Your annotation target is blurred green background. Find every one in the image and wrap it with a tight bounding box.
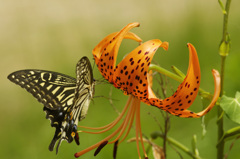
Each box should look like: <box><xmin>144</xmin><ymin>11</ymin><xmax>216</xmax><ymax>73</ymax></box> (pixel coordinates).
<box><xmin>1</xmin><ymin>0</ymin><xmax>240</xmax><ymax>158</ymax></box>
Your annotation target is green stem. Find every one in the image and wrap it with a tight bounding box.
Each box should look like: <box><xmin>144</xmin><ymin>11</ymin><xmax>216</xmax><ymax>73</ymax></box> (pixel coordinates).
<box><xmin>217</xmin><ymin>0</ymin><xmax>231</xmax><ymax>159</ymax></box>
<box><xmin>217</xmin><ymin>56</ymin><xmax>226</xmax><ymax>159</ymax></box>
<box><xmin>151</xmin><ymin>131</ymin><xmax>201</xmax><ymax>159</ymax></box>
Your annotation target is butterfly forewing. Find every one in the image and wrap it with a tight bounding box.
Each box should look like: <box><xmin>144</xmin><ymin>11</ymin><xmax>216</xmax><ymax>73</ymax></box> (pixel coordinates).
<box><xmin>8</xmin><ymin>70</ymin><xmax>76</xmax><ymax>110</ymax></box>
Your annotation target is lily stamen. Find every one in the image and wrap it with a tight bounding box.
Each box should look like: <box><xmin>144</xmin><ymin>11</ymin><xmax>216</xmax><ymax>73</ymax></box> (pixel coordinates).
<box><xmin>78</xmin><ymin>95</ymin><xmax>132</xmax><ymax>133</ymax></box>
<box><xmin>94</xmin><ymin>140</ymin><xmax>108</xmax><ymax>156</ymax></box>
<box><xmin>75</xmin><ymin>95</ymin><xmax>147</xmax><ymax>159</ymax></box>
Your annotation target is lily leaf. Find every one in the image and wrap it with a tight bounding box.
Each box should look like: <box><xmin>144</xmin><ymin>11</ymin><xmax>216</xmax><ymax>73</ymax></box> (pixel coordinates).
<box><xmin>220</xmin><ymin>92</ymin><xmax>240</xmax><ymax>124</ymax></box>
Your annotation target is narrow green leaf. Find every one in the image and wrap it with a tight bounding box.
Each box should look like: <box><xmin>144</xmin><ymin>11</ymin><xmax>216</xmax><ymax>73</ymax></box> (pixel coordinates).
<box><xmin>217</xmin><ymin>126</ymin><xmax>240</xmax><ymax>145</ymax></box>
<box><xmin>224</xmin><ymin>126</ymin><xmax>240</xmax><ymax>142</ymax></box>
<box><xmin>171</xmin><ymin>65</ymin><xmax>186</xmax><ymax>79</ymax></box>
<box><xmin>218</xmin><ymin>0</ymin><xmax>227</xmax><ymax>14</ymax></box>
<box><xmin>220</xmin><ymin>92</ymin><xmax>240</xmax><ymax>124</ymax></box>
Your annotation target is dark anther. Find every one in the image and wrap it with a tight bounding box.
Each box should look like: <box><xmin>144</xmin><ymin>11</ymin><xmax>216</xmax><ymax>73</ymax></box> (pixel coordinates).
<box><xmin>113</xmin><ymin>140</ymin><xmax>119</xmax><ymax>159</ymax></box>
<box><xmin>94</xmin><ymin>140</ymin><xmax>108</xmax><ymax>156</ymax></box>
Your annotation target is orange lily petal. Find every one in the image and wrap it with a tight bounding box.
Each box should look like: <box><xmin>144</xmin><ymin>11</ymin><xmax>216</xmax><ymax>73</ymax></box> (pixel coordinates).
<box><xmin>147</xmin><ymin>70</ymin><xmax>157</xmax><ymax>99</ymax></box>
<box><xmin>196</xmin><ymin>69</ymin><xmax>220</xmax><ymax>116</ymax></box>
<box><xmin>161</xmin><ymin>69</ymin><xmax>220</xmax><ymax>118</ymax></box>
<box><xmin>113</xmin><ymin>39</ymin><xmax>168</xmax><ymax>104</ymax></box>
<box><xmin>148</xmin><ymin>44</ymin><xmax>220</xmax><ymax>118</ymax></box>
<box><xmin>148</xmin><ymin>43</ymin><xmax>200</xmax><ymax>115</ymax></box>
<box><xmin>93</xmin><ymin>22</ymin><xmax>142</xmax><ymax>83</ymax></box>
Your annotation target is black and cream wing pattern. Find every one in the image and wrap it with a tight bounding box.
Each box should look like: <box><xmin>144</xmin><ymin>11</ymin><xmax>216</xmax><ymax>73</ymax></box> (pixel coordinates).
<box><xmin>7</xmin><ymin>56</ymin><xmax>95</xmax><ymax>153</ymax></box>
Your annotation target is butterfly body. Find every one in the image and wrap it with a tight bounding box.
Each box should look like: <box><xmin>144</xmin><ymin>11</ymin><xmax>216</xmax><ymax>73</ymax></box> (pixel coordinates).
<box><xmin>8</xmin><ymin>56</ymin><xmax>94</xmax><ymax>153</ymax></box>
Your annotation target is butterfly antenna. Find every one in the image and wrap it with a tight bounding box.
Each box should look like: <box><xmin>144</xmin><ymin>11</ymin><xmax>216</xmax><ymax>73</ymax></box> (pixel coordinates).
<box><xmin>94</xmin><ymin>78</ymin><xmax>110</xmax><ymax>85</ymax></box>
<box><xmin>91</xmin><ymin>57</ymin><xmax>96</xmax><ymax>71</ymax></box>
<box><xmin>93</xmin><ymin>95</ymin><xmax>118</xmax><ymax>101</ymax></box>
<box><xmin>109</xmin><ymin>86</ymin><xmax>120</xmax><ymax>115</ymax></box>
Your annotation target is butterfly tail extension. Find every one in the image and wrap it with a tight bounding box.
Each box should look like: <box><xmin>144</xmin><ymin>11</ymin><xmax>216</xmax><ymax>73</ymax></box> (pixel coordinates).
<box><xmin>49</xmin><ymin>136</ymin><xmax>60</xmax><ymax>152</ymax></box>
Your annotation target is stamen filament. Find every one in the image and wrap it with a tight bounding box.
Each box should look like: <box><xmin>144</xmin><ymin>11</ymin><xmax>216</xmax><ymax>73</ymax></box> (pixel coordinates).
<box><xmin>75</xmin><ymin>96</ymin><xmax>147</xmax><ymax>158</ymax></box>
<box><xmin>135</xmin><ymin>97</ymin><xmax>148</xmax><ymax>158</ymax></box>
<box><xmin>75</xmin><ymin>121</ymin><xmax>125</xmax><ymax>157</ymax></box>
<box><xmin>135</xmin><ymin>98</ymin><xmax>141</xmax><ymax>159</ymax></box>
<box><xmin>78</xmin><ymin>96</ymin><xmax>133</xmax><ymax>134</ymax></box>
<box><xmin>118</xmin><ymin>96</ymin><xmax>136</xmax><ymax>144</ymax></box>
<box><xmin>75</xmin><ymin>96</ymin><xmax>134</xmax><ymax>158</ymax></box>
<box><xmin>108</xmin><ymin>97</ymin><xmax>136</xmax><ymax>144</ymax></box>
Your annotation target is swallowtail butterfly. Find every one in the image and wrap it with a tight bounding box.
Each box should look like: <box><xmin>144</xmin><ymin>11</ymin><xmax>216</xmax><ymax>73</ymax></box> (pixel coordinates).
<box><xmin>8</xmin><ymin>56</ymin><xmax>95</xmax><ymax>153</ymax></box>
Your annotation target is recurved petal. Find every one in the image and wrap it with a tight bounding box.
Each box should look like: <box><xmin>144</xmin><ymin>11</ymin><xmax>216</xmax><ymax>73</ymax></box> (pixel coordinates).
<box><xmin>149</xmin><ymin>43</ymin><xmax>202</xmax><ymax>117</ymax></box>
<box><xmin>93</xmin><ymin>32</ymin><xmax>118</xmax><ymax>64</ymax></box>
<box><xmin>113</xmin><ymin>39</ymin><xmax>168</xmax><ymax>103</ymax></box>
<box><xmin>196</xmin><ymin>69</ymin><xmax>221</xmax><ymax>116</ymax></box>
<box><xmin>92</xmin><ymin>22</ymin><xmax>142</xmax><ymax>83</ymax></box>
<box><xmin>166</xmin><ymin>69</ymin><xmax>220</xmax><ymax>118</ymax></box>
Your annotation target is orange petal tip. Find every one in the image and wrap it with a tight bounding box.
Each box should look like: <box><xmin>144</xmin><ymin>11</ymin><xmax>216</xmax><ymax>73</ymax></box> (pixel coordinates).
<box><xmin>126</xmin><ymin>22</ymin><xmax>140</xmax><ymax>28</ymax></box>
<box><xmin>212</xmin><ymin>69</ymin><xmax>220</xmax><ymax>77</ymax></box>
<box><xmin>161</xmin><ymin>41</ymin><xmax>169</xmax><ymax>51</ymax></box>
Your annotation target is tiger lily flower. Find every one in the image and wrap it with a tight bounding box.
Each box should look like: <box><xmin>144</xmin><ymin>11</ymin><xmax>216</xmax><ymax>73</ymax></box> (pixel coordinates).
<box><xmin>75</xmin><ymin>22</ymin><xmax>221</xmax><ymax>158</ymax></box>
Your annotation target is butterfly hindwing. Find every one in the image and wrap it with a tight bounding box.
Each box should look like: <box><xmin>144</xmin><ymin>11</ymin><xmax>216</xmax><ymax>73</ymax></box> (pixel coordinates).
<box><xmin>72</xmin><ymin>56</ymin><xmax>95</xmax><ymax>122</ymax></box>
